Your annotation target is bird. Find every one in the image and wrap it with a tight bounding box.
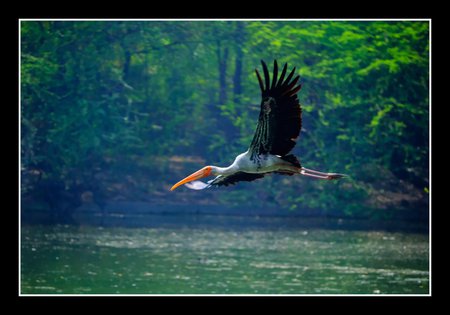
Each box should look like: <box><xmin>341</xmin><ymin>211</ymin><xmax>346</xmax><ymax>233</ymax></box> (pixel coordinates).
<box><xmin>170</xmin><ymin>59</ymin><xmax>346</xmax><ymax>191</ymax></box>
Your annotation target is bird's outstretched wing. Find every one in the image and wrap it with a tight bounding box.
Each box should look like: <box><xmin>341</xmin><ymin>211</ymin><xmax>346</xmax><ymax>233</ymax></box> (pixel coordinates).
<box><xmin>249</xmin><ymin>60</ymin><xmax>302</xmax><ymax>159</ymax></box>
<box><xmin>184</xmin><ymin>172</ymin><xmax>266</xmax><ymax>190</ymax></box>
<box><xmin>209</xmin><ymin>172</ymin><xmax>266</xmax><ymax>187</ymax></box>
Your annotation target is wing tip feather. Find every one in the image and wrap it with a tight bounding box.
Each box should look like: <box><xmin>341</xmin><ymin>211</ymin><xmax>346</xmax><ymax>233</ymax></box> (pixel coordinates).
<box><xmin>261</xmin><ymin>60</ymin><xmax>270</xmax><ymax>91</ymax></box>
<box><xmin>255</xmin><ymin>69</ymin><xmax>264</xmax><ymax>92</ymax></box>
<box><xmin>271</xmin><ymin>60</ymin><xmax>278</xmax><ymax>89</ymax></box>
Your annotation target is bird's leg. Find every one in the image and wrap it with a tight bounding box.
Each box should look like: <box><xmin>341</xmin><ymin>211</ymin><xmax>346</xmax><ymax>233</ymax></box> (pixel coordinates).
<box><xmin>301</xmin><ymin>167</ymin><xmax>334</xmax><ymax>176</ymax></box>
<box><xmin>300</xmin><ymin>167</ymin><xmax>346</xmax><ymax>180</ymax></box>
<box><xmin>300</xmin><ymin>169</ymin><xmax>330</xmax><ymax>179</ymax></box>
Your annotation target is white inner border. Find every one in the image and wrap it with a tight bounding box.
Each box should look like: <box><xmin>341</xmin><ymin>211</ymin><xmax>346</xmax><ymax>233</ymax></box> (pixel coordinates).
<box><xmin>18</xmin><ymin>18</ymin><xmax>432</xmax><ymax>297</ymax></box>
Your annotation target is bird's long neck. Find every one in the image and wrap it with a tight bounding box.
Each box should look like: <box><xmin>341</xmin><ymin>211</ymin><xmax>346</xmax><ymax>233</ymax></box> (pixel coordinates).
<box><xmin>211</xmin><ymin>151</ymin><xmax>250</xmax><ymax>176</ymax></box>
<box><xmin>211</xmin><ymin>165</ymin><xmax>236</xmax><ymax>176</ymax></box>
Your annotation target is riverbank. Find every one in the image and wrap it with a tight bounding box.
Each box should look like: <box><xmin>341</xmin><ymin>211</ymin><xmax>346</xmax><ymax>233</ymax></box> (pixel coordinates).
<box><xmin>21</xmin><ymin>201</ymin><xmax>429</xmax><ymax>233</ymax></box>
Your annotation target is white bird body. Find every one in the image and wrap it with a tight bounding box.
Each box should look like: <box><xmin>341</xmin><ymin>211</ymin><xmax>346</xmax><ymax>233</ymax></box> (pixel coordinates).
<box><xmin>218</xmin><ymin>151</ymin><xmax>298</xmax><ymax>174</ymax></box>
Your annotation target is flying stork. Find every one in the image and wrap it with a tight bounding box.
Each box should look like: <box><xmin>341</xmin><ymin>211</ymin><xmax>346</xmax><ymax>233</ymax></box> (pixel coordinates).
<box><xmin>170</xmin><ymin>60</ymin><xmax>346</xmax><ymax>191</ymax></box>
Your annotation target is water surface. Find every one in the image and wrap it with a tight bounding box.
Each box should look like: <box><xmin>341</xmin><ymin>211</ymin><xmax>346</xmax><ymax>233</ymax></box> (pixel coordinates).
<box><xmin>21</xmin><ymin>224</ymin><xmax>429</xmax><ymax>294</ymax></box>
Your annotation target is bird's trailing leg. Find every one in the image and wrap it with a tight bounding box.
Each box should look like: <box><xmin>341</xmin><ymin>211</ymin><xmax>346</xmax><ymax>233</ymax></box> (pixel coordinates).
<box><xmin>300</xmin><ymin>167</ymin><xmax>346</xmax><ymax>180</ymax></box>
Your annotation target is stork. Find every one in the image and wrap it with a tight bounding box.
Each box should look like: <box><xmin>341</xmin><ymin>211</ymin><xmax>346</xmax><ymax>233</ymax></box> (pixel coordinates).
<box><xmin>171</xmin><ymin>60</ymin><xmax>346</xmax><ymax>191</ymax></box>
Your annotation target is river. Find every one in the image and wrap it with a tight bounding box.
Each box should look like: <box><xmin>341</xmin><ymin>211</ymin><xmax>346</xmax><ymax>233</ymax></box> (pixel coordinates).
<box><xmin>20</xmin><ymin>221</ymin><xmax>429</xmax><ymax>295</ymax></box>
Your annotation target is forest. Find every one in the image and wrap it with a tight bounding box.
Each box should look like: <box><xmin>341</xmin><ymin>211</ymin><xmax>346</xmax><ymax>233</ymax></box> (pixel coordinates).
<box><xmin>20</xmin><ymin>20</ymin><xmax>430</xmax><ymax>223</ymax></box>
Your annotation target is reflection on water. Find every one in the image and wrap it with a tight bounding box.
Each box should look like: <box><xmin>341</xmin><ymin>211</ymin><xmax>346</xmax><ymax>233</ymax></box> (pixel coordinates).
<box><xmin>21</xmin><ymin>224</ymin><xmax>429</xmax><ymax>294</ymax></box>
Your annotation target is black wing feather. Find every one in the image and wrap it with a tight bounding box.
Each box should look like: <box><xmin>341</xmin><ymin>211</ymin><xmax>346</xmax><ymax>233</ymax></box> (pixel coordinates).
<box><xmin>249</xmin><ymin>59</ymin><xmax>302</xmax><ymax>157</ymax></box>
<box><xmin>271</xmin><ymin>60</ymin><xmax>278</xmax><ymax>89</ymax></box>
<box><xmin>276</xmin><ymin>63</ymin><xmax>288</xmax><ymax>88</ymax></box>
<box><xmin>261</xmin><ymin>60</ymin><xmax>271</xmax><ymax>91</ymax></box>
<box><xmin>285</xmin><ymin>84</ymin><xmax>302</xmax><ymax>97</ymax></box>
<box><xmin>282</xmin><ymin>75</ymin><xmax>300</xmax><ymax>95</ymax></box>
<box><xmin>255</xmin><ymin>69</ymin><xmax>264</xmax><ymax>92</ymax></box>
<box><xmin>210</xmin><ymin>172</ymin><xmax>266</xmax><ymax>187</ymax></box>
<box><xmin>282</xmin><ymin>67</ymin><xmax>296</xmax><ymax>87</ymax></box>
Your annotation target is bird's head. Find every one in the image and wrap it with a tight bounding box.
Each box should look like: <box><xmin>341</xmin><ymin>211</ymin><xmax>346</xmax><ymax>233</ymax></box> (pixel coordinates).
<box><xmin>170</xmin><ymin>166</ymin><xmax>215</xmax><ymax>191</ymax></box>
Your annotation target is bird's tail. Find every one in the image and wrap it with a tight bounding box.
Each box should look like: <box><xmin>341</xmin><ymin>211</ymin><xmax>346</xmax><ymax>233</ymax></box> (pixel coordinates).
<box><xmin>280</xmin><ymin>154</ymin><xmax>301</xmax><ymax>168</ymax></box>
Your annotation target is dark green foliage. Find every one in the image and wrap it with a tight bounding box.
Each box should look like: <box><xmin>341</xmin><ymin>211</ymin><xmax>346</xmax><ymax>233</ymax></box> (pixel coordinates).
<box><xmin>21</xmin><ymin>20</ymin><xmax>429</xmax><ymax>219</ymax></box>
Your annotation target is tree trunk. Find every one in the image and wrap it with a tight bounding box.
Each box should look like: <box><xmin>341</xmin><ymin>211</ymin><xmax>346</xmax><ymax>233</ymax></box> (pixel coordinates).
<box><xmin>123</xmin><ymin>50</ymin><xmax>131</xmax><ymax>82</ymax></box>
<box><xmin>217</xmin><ymin>41</ymin><xmax>229</xmax><ymax>104</ymax></box>
<box><xmin>233</xmin><ymin>22</ymin><xmax>245</xmax><ymax>104</ymax></box>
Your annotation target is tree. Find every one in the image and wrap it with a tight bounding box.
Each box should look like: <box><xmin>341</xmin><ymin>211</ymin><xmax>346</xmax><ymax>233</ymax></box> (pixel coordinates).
<box><xmin>21</xmin><ymin>20</ymin><xmax>430</xmax><ymax>221</ymax></box>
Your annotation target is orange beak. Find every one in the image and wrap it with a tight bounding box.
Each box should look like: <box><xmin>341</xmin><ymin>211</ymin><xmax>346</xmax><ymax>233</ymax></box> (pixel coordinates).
<box><xmin>170</xmin><ymin>166</ymin><xmax>212</xmax><ymax>191</ymax></box>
